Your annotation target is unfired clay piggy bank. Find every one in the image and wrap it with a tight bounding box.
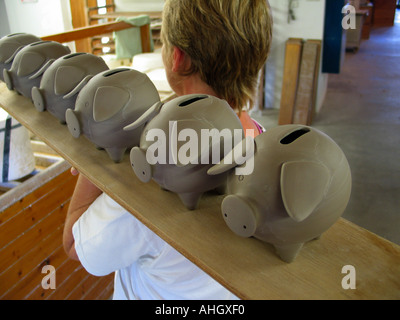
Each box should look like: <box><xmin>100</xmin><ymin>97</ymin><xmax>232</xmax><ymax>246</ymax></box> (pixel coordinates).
<box><xmin>0</xmin><ymin>33</ymin><xmax>41</xmax><ymax>82</ymax></box>
<box><xmin>208</xmin><ymin>125</ymin><xmax>352</xmax><ymax>262</ymax></box>
<box><xmin>125</xmin><ymin>94</ymin><xmax>245</xmax><ymax>210</ymax></box>
<box><xmin>32</xmin><ymin>52</ymin><xmax>109</xmax><ymax>123</ymax></box>
<box><xmin>66</xmin><ymin>68</ymin><xmax>160</xmax><ymax>163</ymax></box>
<box><xmin>3</xmin><ymin>40</ymin><xmax>71</xmax><ymax>99</ymax></box>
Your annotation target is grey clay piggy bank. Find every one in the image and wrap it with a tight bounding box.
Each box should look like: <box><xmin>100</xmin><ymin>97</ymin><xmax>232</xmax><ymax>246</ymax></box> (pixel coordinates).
<box><xmin>66</xmin><ymin>68</ymin><xmax>160</xmax><ymax>163</ymax></box>
<box><xmin>0</xmin><ymin>33</ymin><xmax>41</xmax><ymax>82</ymax></box>
<box><xmin>32</xmin><ymin>52</ymin><xmax>109</xmax><ymax>123</ymax></box>
<box><xmin>125</xmin><ymin>94</ymin><xmax>245</xmax><ymax>210</ymax></box>
<box><xmin>208</xmin><ymin>125</ymin><xmax>352</xmax><ymax>263</ymax></box>
<box><xmin>3</xmin><ymin>40</ymin><xmax>71</xmax><ymax>99</ymax></box>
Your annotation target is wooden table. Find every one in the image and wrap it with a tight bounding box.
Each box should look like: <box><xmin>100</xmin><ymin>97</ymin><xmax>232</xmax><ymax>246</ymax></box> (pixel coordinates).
<box><xmin>1</xmin><ymin>82</ymin><xmax>399</xmax><ymax>299</ymax></box>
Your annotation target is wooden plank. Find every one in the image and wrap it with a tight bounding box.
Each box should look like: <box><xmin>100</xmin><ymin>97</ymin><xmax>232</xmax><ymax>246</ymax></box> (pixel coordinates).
<box><xmin>64</xmin><ymin>273</ymin><xmax>95</xmax><ymax>300</ymax></box>
<box><xmin>69</xmin><ymin>0</ymin><xmax>91</xmax><ymax>53</ymax></box>
<box><xmin>0</xmin><ymin>157</ymin><xmax>112</xmax><ymax>300</ymax></box>
<box><xmin>44</xmin><ymin>260</ymin><xmax>86</xmax><ymax>300</ymax></box>
<box><xmin>47</xmin><ymin>265</ymin><xmax>90</xmax><ymax>300</ymax></box>
<box><xmin>279</xmin><ymin>38</ymin><xmax>303</xmax><ymax>125</ymax></box>
<box><xmin>22</xmin><ymin>245</ymin><xmax>69</xmax><ymax>300</ymax></box>
<box><xmin>42</xmin><ymin>21</ymin><xmax>134</xmax><ymax>43</ymax></box>
<box><xmin>42</xmin><ymin>21</ymin><xmax>152</xmax><ymax>54</ymax></box>
<box><xmin>305</xmin><ymin>39</ymin><xmax>322</xmax><ymax>125</ymax></box>
<box><xmin>0</xmin><ymin>174</ymin><xmax>76</xmax><ymax>248</ymax></box>
<box><xmin>0</xmin><ymin>197</ymin><xmax>69</xmax><ymax>272</ymax></box>
<box><xmin>1</xmin><ymin>83</ymin><xmax>399</xmax><ymax>299</ymax></box>
<box><xmin>139</xmin><ymin>23</ymin><xmax>152</xmax><ymax>54</ymax></box>
<box><xmin>66</xmin><ymin>271</ymin><xmax>114</xmax><ymax>300</ymax></box>
<box><xmin>0</xmin><ymin>224</ymin><xmax>64</xmax><ymax>296</ymax></box>
<box><xmin>45</xmin><ymin>259</ymin><xmax>82</xmax><ymax>298</ymax></box>
<box><xmin>0</xmin><ymin>161</ymin><xmax>71</xmax><ymax>219</ymax></box>
<box><xmin>293</xmin><ymin>39</ymin><xmax>321</xmax><ymax>125</ymax></box>
<box><xmin>83</xmin><ymin>274</ymin><xmax>114</xmax><ymax>300</ymax></box>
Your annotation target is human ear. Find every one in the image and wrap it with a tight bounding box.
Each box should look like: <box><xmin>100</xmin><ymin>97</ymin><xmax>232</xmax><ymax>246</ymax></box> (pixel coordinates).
<box><xmin>172</xmin><ymin>46</ymin><xmax>190</xmax><ymax>73</ymax></box>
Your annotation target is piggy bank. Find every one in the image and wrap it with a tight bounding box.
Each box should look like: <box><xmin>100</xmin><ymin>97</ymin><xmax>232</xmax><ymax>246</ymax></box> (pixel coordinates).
<box><xmin>65</xmin><ymin>68</ymin><xmax>160</xmax><ymax>163</ymax></box>
<box><xmin>32</xmin><ymin>52</ymin><xmax>109</xmax><ymax>123</ymax></box>
<box><xmin>125</xmin><ymin>94</ymin><xmax>245</xmax><ymax>210</ymax></box>
<box><xmin>3</xmin><ymin>40</ymin><xmax>71</xmax><ymax>99</ymax></box>
<box><xmin>208</xmin><ymin>125</ymin><xmax>352</xmax><ymax>262</ymax></box>
<box><xmin>0</xmin><ymin>33</ymin><xmax>41</xmax><ymax>82</ymax></box>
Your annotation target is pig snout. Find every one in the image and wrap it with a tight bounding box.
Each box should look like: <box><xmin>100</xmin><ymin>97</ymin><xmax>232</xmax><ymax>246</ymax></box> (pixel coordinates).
<box><xmin>66</xmin><ymin>109</ymin><xmax>81</xmax><ymax>138</ymax></box>
<box><xmin>221</xmin><ymin>195</ymin><xmax>258</xmax><ymax>238</ymax></box>
<box><xmin>130</xmin><ymin>147</ymin><xmax>152</xmax><ymax>183</ymax></box>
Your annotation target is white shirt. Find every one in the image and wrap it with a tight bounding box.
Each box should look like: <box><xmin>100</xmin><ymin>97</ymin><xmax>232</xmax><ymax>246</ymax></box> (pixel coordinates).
<box><xmin>73</xmin><ymin>193</ymin><xmax>239</xmax><ymax>300</ymax></box>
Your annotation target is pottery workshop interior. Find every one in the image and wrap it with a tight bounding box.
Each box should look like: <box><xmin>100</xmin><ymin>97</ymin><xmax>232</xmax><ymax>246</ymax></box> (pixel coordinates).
<box><xmin>0</xmin><ymin>0</ymin><xmax>399</xmax><ymax>302</ymax></box>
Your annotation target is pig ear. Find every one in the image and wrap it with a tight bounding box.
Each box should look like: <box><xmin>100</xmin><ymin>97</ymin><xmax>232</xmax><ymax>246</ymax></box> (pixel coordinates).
<box><xmin>123</xmin><ymin>101</ymin><xmax>163</xmax><ymax>131</ymax></box>
<box><xmin>29</xmin><ymin>59</ymin><xmax>55</xmax><ymax>79</ymax></box>
<box><xmin>54</xmin><ymin>66</ymin><xmax>85</xmax><ymax>96</ymax></box>
<box><xmin>93</xmin><ymin>86</ymin><xmax>130</xmax><ymax>122</ymax></box>
<box><xmin>280</xmin><ymin>161</ymin><xmax>330</xmax><ymax>222</ymax></box>
<box><xmin>17</xmin><ymin>52</ymin><xmax>45</xmax><ymax>77</ymax></box>
<box><xmin>63</xmin><ymin>75</ymin><xmax>93</xmax><ymax>100</ymax></box>
<box><xmin>1</xmin><ymin>44</ymin><xmax>22</xmax><ymax>63</ymax></box>
<box><xmin>207</xmin><ymin>136</ymin><xmax>255</xmax><ymax>175</ymax></box>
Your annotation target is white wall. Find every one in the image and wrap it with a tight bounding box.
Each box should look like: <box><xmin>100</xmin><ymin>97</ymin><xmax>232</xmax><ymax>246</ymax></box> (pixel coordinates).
<box><xmin>3</xmin><ymin>0</ymin><xmax>72</xmax><ymax>38</ymax></box>
<box><xmin>0</xmin><ymin>1</ymin><xmax>11</xmax><ymax>37</ymax></box>
<box><xmin>114</xmin><ymin>0</ymin><xmax>164</xmax><ymax>12</ymax></box>
<box><xmin>264</xmin><ymin>0</ymin><xmax>329</xmax><ymax>113</ymax></box>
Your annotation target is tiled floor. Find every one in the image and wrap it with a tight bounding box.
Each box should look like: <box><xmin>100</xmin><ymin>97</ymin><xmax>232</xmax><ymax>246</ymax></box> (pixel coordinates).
<box><xmin>252</xmin><ymin>9</ymin><xmax>400</xmax><ymax>245</ymax></box>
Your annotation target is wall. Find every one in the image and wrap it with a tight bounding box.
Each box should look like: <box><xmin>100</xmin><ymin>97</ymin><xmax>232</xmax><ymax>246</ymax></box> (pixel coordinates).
<box><xmin>264</xmin><ymin>0</ymin><xmax>329</xmax><ymax>113</ymax></box>
<box><xmin>0</xmin><ymin>1</ymin><xmax>11</xmax><ymax>37</ymax></box>
<box><xmin>2</xmin><ymin>0</ymin><xmax>72</xmax><ymax>38</ymax></box>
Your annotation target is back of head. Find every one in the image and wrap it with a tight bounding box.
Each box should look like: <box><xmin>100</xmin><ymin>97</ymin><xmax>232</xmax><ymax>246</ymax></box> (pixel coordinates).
<box><xmin>162</xmin><ymin>0</ymin><xmax>273</xmax><ymax>111</ymax></box>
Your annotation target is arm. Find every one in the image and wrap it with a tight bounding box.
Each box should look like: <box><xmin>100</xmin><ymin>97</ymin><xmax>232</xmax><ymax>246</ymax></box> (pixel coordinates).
<box><xmin>63</xmin><ymin>171</ymin><xmax>103</xmax><ymax>260</ymax></box>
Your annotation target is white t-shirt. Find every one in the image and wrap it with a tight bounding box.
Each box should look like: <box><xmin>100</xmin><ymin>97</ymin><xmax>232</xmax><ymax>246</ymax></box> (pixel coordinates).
<box><xmin>73</xmin><ymin>193</ymin><xmax>239</xmax><ymax>300</ymax></box>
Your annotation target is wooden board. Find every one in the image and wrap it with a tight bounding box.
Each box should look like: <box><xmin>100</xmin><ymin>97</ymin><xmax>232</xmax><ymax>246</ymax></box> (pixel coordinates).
<box><xmin>279</xmin><ymin>38</ymin><xmax>303</xmax><ymax>125</ymax></box>
<box><xmin>42</xmin><ymin>21</ymin><xmax>152</xmax><ymax>54</ymax></box>
<box><xmin>293</xmin><ymin>40</ymin><xmax>321</xmax><ymax>125</ymax></box>
<box><xmin>1</xmin><ymin>83</ymin><xmax>400</xmax><ymax>299</ymax></box>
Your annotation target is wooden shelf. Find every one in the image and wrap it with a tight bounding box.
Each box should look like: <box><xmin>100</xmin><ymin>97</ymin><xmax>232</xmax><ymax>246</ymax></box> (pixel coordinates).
<box><xmin>1</xmin><ymin>82</ymin><xmax>399</xmax><ymax>299</ymax></box>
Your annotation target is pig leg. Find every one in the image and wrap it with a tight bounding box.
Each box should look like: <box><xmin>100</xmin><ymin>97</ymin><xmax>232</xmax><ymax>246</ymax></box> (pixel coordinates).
<box><xmin>274</xmin><ymin>243</ymin><xmax>303</xmax><ymax>263</ymax></box>
<box><xmin>105</xmin><ymin>147</ymin><xmax>127</xmax><ymax>163</ymax></box>
<box><xmin>178</xmin><ymin>192</ymin><xmax>202</xmax><ymax>210</ymax></box>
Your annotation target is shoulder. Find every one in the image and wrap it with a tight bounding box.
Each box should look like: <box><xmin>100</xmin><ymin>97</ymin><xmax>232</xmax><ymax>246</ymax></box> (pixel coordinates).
<box><xmin>238</xmin><ymin>111</ymin><xmax>264</xmax><ymax>137</ymax></box>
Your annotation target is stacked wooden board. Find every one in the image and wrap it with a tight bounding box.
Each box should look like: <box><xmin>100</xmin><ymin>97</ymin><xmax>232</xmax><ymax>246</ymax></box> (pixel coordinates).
<box><xmin>279</xmin><ymin>38</ymin><xmax>321</xmax><ymax>126</ymax></box>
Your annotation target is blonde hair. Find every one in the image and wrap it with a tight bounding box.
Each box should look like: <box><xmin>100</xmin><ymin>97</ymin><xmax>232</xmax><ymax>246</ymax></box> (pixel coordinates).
<box><xmin>161</xmin><ymin>0</ymin><xmax>273</xmax><ymax>111</ymax></box>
